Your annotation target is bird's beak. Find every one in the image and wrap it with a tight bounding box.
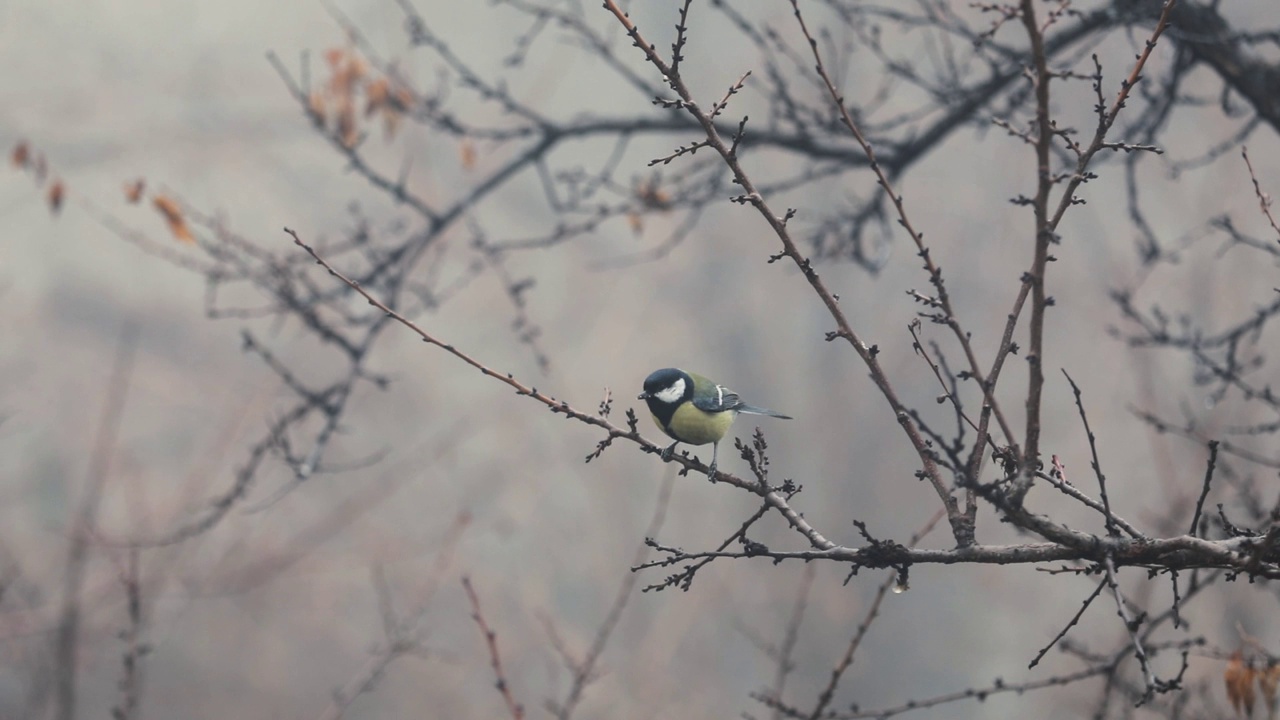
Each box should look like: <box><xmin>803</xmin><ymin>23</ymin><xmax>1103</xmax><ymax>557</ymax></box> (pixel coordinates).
<box><xmin>637</xmin><ymin>391</ymin><xmax>649</xmax><ymax>400</ymax></box>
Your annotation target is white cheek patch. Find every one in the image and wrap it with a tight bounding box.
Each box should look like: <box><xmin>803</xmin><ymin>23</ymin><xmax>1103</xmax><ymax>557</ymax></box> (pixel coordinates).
<box><xmin>655</xmin><ymin>378</ymin><xmax>686</xmax><ymax>404</ymax></box>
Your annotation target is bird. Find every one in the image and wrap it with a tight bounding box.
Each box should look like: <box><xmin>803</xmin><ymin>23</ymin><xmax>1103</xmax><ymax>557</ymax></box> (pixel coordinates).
<box><xmin>637</xmin><ymin>367</ymin><xmax>791</xmax><ymax>478</ymax></box>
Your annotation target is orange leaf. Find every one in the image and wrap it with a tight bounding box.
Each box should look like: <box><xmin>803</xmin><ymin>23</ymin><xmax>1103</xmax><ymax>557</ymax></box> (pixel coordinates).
<box><xmin>327</xmin><ymin>52</ymin><xmax>366</xmax><ymax>100</ymax></box>
<box><xmin>11</xmin><ymin>141</ymin><xmax>29</xmax><ymax>168</ymax></box>
<box><xmin>364</xmin><ymin>76</ymin><xmax>389</xmax><ymax>117</ymax></box>
<box><xmin>1226</xmin><ymin>651</ymin><xmax>1257</xmax><ymax>716</ymax></box>
<box><xmin>153</xmin><ymin>194</ymin><xmax>194</xmax><ymax>244</ymax></box>
<box><xmin>123</xmin><ymin>179</ymin><xmax>145</xmax><ymax>204</ymax></box>
<box><xmin>47</xmin><ymin>180</ymin><xmax>65</xmax><ymax>215</ymax></box>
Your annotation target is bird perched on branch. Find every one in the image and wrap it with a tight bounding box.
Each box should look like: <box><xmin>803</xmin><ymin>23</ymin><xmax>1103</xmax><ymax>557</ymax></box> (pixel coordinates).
<box><xmin>638</xmin><ymin>367</ymin><xmax>791</xmax><ymax>478</ymax></box>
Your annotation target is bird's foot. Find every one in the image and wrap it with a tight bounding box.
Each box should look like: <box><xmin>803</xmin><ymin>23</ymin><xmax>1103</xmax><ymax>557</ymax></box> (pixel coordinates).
<box><xmin>661</xmin><ymin>442</ymin><xmax>677</xmax><ymax>462</ymax></box>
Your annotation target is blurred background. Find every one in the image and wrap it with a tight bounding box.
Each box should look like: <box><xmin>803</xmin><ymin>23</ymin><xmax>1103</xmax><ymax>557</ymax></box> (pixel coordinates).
<box><xmin>2</xmin><ymin>1</ymin><xmax>1279</xmax><ymax>718</ymax></box>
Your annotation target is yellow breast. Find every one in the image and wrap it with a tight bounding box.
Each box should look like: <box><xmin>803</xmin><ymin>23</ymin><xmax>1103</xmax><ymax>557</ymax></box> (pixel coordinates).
<box><xmin>659</xmin><ymin>403</ymin><xmax>736</xmax><ymax>446</ymax></box>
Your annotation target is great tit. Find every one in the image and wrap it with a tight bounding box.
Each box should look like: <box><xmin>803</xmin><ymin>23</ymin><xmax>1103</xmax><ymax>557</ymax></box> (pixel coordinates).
<box><xmin>638</xmin><ymin>367</ymin><xmax>791</xmax><ymax>478</ymax></box>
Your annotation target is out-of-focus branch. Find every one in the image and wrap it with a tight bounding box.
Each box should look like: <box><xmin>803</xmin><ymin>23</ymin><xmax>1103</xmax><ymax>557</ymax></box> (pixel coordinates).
<box><xmin>314</xmin><ymin>511</ymin><xmax>469</xmax><ymax>720</ymax></box>
<box><xmin>1166</xmin><ymin>0</ymin><xmax>1280</xmax><ymax>134</ymax></box>
<box><xmin>463</xmin><ymin>576</ymin><xmax>525</xmax><ymax>720</ymax></box>
<box><xmin>55</xmin><ymin>324</ymin><xmax>138</xmax><ymax>720</ymax></box>
<box><xmin>798</xmin><ymin>509</ymin><xmax>946</xmax><ymax>720</ymax></box>
<box><xmin>110</xmin><ymin>549</ymin><xmax>145</xmax><ymax>720</ymax></box>
<box><xmin>548</xmin><ymin>473</ymin><xmax>675</xmax><ymax>720</ymax></box>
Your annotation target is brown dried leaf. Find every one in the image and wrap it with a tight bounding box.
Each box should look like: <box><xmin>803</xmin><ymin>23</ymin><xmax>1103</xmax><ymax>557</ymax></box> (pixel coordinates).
<box><xmin>364</xmin><ymin>76</ymin><xmax>389</xmax><ymax>117</ymax></box>
<box><xmin>380</xmin><ymin>109</ymin><xmax>402</xmax><ymax>141</ymax></box>
<box><xmin>153</xmin><ymin>194</ymin><xmax>194</xmax><ymax>244</ymax></box>
<box><xmin>307</xmin><ymin>91</ymin><xmax>326</xmax><ymax>123</ymax></box>
<box><xmin>635</xmin><ymin>179</ymin><xmax>672</xmax><ymax>211</ymax></box>
<box><xmin>381</xmin><ymin>83</ymin><xmax>414</xmax><ymax>141</ymax></box>
<box><xmin>47</xmin><ymin>180</ymin><xmax>65</xmax><ymax>215</ymax></box>
<box><xmin>460</xmin><ymin>138</ymin><xmax>476</xmax><ymax>171</ymax></box>
<box><xmin>123</xmin><ymin>179</ymin><xmax>145</xmax><ymax>204</ymax></box>
<box><xmin>346</xmin><ymin>55</ymin><xmax>367</xmax><ymax>84</ymax></box>
<box><xmin>11</xmin><ymin>141</ymin><xmax>29</xmax><ymax>168</ymax></box>
<box><xmin>390</xmin><ymin>84</ymin><xmax>414</xmax><ymax>113</ymax></box>
<box><xmin>1226</xmin><ymin>651</ymin><xmax>1257</xmax><ymax>716</ymax></box>
<box><xmin>327</xmin><ymin>51</ymin><xmax>366</xmax><ymax>101</ymax></box>
<box><xmin>1261</xmin><ymin>664</ymin><xmax>1280</xmax><ymax>717</ymax></box>
<box><xmin>336</xmin><ymin>96</ymin><xmax>358</xmax><ymax>149</ymax></box>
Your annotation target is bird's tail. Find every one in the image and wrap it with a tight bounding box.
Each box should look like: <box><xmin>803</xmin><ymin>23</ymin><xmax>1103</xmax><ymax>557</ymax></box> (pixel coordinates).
<box><xmin>737</xmin><ymin>404</ymin><xmax>792</xmax><ymax>420</ymax></box>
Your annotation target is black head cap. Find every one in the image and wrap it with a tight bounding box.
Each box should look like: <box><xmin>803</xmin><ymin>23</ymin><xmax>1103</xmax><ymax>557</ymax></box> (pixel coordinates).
<box><xmin>639</xmin><ymin>367</ymin><xmax>693</xmax><ymax>405</ymax></box>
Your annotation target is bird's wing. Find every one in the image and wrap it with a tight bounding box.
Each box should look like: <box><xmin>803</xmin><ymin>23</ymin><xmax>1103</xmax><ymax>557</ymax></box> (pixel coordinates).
<box><xmin>691</xmin><ymin>383</ymin><xmax>743</xmax><ymax>413</ymax></box>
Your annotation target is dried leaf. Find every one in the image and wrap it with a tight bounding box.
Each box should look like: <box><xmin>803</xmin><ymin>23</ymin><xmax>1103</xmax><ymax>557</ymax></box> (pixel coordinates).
<box><xmin>381</xmin><ymin>108</ymin><xmax>402</xmax><ymax>141</ymax></box>
<box><xmin>627</xmin><ymin>211</ymin><xmax>643</xmax><ymax>235</ymax></box>
<box><xmin>47</xmin><ymin>180</ymin><xmax>65</xmax><ymax>215</ymax></box>
<box><xmin>1261</xmin><ymin>664</ymin><xmax>1280</xmax><ymax>717</ymax></box>
<box><xmin>11</xmin><ymin>141</ymin><xmax>29</xmax><ymax>168</ymax></box>
<box><xmin>307</xmin><ymin>91</ymin><xmax>326</xmax><ymax>123</ymax></box>
<box><xmin>460</xmin><ymin>138</ymin><xmax>476</xmax><ymax>171</ymax></box>
<box><xmin>123</xmin><ymin>179</ymin><xmax>145</xmax><ymax>204</ymax></box>
<box><xmin>153</xmin><ymin>194</ymin><xmax>194</xmax><ymax>244</ymax></box>
<box><xmin>1226</xmin><ymin>651</ymin><xmax>1257</xmax><ymax>716</ymax></box>
<box><xmin>346</xmin><ymin>55</ymin><xmax>368</xmax><ymax>84</ymax></box>
<box><xmin>390</xmin><ymin>84</ymin><xmax>414</xmax><ymax>112</ymax></box>
<box><xmin>364</xmin><ymin>76</ymin><xmax>389</xmax><ymax>117</ymax></box>
<box><xmin>336</xmin><ymin>96</ymin><xmax>358</xmax><ymax>149</ymax></box>
<box><xmin>635</xmin><ymin>179</ymin><xmax>672</xmax><ymax>211</ymax></box>
<box><xmin>327</xmin><ymin>50</ymin><xmax>365</xmax><ymax>100</ymax></box>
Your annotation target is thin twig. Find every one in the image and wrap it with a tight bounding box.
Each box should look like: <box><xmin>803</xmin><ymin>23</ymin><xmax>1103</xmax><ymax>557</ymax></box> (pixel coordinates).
<box><xmin>1188</xmin><ymin>440</ymin><xmax>1220</xmax><ymax>538</ymax></box>
<box><xmin>1240</xmin><ymin>146</ymin><xmax>1279</xmax><ymax>240</ymax></box>
<box><xmin>1037</xmin><ymin>466</ymin><xmax>1143</xmax><ymax>539</ymax></box>
<box><xmin>1028</xmin><ymin>578</ymin><xmax>1106</xmax><ymax>669</ymax></box>
<box><xmin>1014</xmin><ymin>0</ymin><xmax>1176</xmax><ymax>493</ymax></box>
<box><xmin>1062</xmin><ymin>370</ymin><xmax>1119</xmax><ymax>537</ymax></box>
<box><xmin>1102</xmin><ymin>554</ymin><xmax>1156</xmax><ymax>703</ymax></box>
<box><xmin>463</xmin><ymin>576</ymin><xmax>525</xmax><ymax>720</ymax></box>
<box><xmin>804</xmin><ymin>509</ymin><xmax>946</xmax><ymax>720</ymax></box>
<box><xmin>788</xmin><ymin>0</ymin><xmax>1009</xmax><ymax>537</ymax></box>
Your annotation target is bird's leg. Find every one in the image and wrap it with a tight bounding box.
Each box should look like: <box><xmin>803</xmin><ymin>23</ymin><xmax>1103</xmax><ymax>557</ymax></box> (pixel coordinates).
<box><xmin>708</xmin><ymin>442</ymin><xmax>719</xmax><ymax>479</ymax></box>
<box><xmin>661</xmin><ymin>441</ymin><xmax>678</xmax><ymax>462</ymax></box>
